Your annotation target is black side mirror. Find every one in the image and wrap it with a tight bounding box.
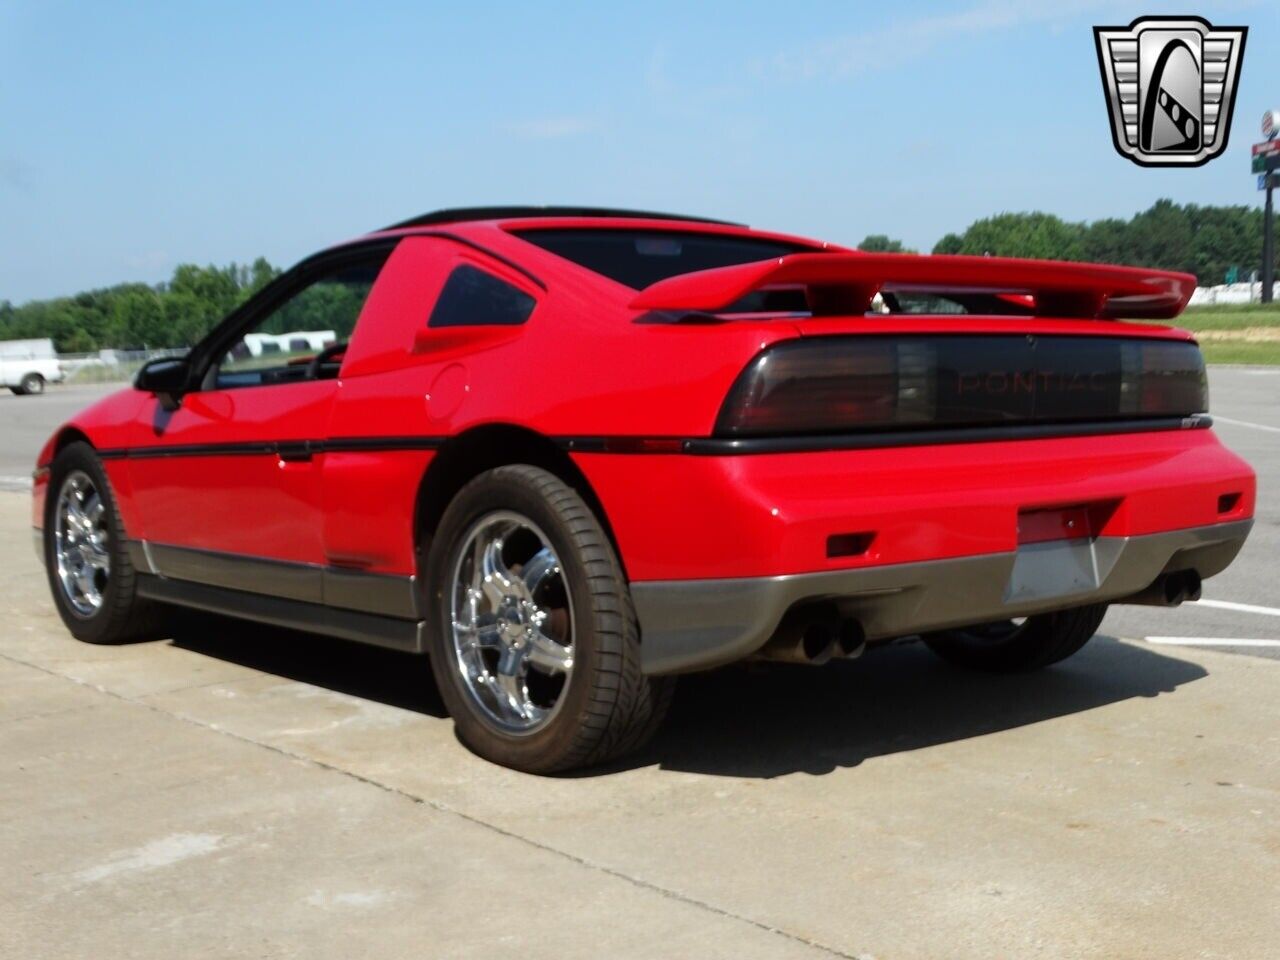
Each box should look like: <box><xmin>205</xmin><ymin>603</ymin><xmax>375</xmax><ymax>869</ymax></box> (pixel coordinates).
<box><xmin>134</xmin><ymin>357</ymin><xmax>192</xmax><ymax>409</ymax></box>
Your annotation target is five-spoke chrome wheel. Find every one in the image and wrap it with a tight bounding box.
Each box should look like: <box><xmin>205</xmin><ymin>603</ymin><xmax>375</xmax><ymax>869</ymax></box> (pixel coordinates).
<box><xmin>54</xmin><ymin>470</ymin><xmax>110</xmax><ymax>617</ymax></box>
<box><xmin>449</xmin><ymin>510</ymin><xmax>575</xmax><ymax>735</ymax></box>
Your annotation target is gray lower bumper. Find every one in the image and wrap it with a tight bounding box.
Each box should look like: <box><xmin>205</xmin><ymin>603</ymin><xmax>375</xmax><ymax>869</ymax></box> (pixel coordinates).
<box><xmin>632</xmin><ymin>520</ymin><xmax>1252</xmax><ymax>675</ymax></box>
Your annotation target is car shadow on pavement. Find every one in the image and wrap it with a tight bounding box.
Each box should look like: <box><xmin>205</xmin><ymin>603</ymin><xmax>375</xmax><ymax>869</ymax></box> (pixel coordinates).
<box><xmin>168</xmin><ymin>613</ymin><xmax>449</xmax><ymax>719</ymax></box>
<box><xmin>166</xmin><ymin>618</ymin><xmax>1204</xmax><ymax>779</ymax></box>
<box><xmin>622</xmin><ymin>634</ymin><xmax>1207</xmax><ymax>779</ymax></box>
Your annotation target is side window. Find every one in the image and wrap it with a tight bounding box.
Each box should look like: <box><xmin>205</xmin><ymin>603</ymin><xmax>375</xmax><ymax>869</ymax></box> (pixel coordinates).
<box><xmin>214</xmin><ymin>254</ymin><xmax>390</xmax><ymax>389</ymax></box>
<box><xmin>427</xmin><ymin>264</ymin><xmax>536</xmax><ymax>328</ymax></box>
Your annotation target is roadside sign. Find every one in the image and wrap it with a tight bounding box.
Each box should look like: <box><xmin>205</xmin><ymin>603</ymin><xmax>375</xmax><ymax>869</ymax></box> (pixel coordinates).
<box><xmin>1252</xmin><ymin>143</ymin><xmax>1280</xmax><ymax>173</ymax></box>
<box><xmin>1264</xmin><ymin>110</ymin><xmax>1280</xmax><ymax>139</ymax></box>
<box><xmin>1260</xmin><ymin>174</ymin><xmax>1280</xmax><ymax>191</ymax></box>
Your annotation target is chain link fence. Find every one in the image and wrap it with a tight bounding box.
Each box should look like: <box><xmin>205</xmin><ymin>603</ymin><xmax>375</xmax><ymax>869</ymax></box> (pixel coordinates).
<box><xmin>58</xmin><ymin>348</ymin><xmax>188</xmax><ymax>385</ymax></box>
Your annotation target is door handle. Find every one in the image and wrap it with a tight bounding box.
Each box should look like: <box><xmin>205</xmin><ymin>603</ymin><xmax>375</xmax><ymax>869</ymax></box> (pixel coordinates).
<box><xmin>276</xmin><ymin>441</ymin><xmax>314</xmax><ymax>463</ymax></box>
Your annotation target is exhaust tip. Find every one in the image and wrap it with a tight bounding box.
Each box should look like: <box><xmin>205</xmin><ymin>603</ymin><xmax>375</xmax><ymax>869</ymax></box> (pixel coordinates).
<box><xmin>1118</xmin><ymin>570</ymin><xmax>1205</xmax><ymax>608</ymax></box>
<box><xmin>836</xmin><ymin>619</ymin><xmax>866</xmax><ymax>658</ymax></box>
<box><xmin>801</xmin><ymin>622</ymin><xmax>835</xmax><ymax>663</ymax></box>
<box><xmin>757</xmin><ymin>603</ymin><xmax>843</xmax><ymax>665</ymax></box>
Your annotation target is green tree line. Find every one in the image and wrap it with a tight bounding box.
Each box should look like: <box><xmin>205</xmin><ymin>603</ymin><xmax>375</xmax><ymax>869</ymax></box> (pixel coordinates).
<box><xmin>928</xmin><ymin>199</ymin><xmax>1268</xmax><ymax>283</ymax></box>
<box><xmin>2</xmin><ymin>198</ymin><xmax>1274</xmax><ymax>353</ymax></box>
<box><xmin>0</xmin><ymin>258</ymin><xmax>280</xmax><ymax>353</ymax></box>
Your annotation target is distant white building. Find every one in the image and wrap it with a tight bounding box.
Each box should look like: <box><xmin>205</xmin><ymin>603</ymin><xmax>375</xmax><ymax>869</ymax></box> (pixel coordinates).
<box><xmin>238</xmin><ymin>330</ymin><xmax>336</xmax><ymax>358</ymax></box>
<box><xmin>1189</xmin><ymin>283</ymin><xmax>1280</xmax><ymax>306</ymax></box>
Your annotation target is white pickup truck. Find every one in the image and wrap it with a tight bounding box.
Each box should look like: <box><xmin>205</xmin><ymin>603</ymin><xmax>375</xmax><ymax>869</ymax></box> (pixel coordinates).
<box><xmin>0</xmin><ymin>339</ymin><xmax>64</xmax><ymax>395</ymax></box>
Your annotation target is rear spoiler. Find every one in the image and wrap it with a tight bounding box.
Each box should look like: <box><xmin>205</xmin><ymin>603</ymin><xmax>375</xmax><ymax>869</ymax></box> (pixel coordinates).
<box><xmin>628</xmin><ymin>253</ymin><xmax>1197</xmax><ymax>320</ymax></box>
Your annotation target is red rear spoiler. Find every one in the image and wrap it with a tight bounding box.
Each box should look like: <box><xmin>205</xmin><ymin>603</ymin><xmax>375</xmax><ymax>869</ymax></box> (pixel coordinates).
<box><xmin>628</xmin><ymin>253</ymin><xmax>1197</xmax><ymax>320</ymax></box>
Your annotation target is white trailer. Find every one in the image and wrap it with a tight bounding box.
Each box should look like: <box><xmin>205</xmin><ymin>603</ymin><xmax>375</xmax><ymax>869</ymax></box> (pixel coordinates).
<box><xmin>239</xmin><ymin>330</ymin><xmax>336</xmax><ymax>358</ymax></box>
<box><xmin>0</xmin><ymin>339</ymin><xmax>65</xmax><ymax>396</ymax></box>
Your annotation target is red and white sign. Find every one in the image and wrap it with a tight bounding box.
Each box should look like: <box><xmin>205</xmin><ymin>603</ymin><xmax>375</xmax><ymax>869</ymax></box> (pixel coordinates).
<box><xmin>1252</xmin><ymin>140</ymin><xmax>1280</xmax><ymax>157</ymax></box>
<box><xmin>1264</xmin><ymin>110</ymin><xmax>1280</xmax><ymax>139</ymax></box>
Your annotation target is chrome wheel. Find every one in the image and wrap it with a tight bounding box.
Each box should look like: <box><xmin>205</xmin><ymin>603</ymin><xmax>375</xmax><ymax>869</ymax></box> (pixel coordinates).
<box><xmin>449</xmin><ymin>510</ymin><xmax>575</xmax><ymax>735</ymax></box>
<box><xmin>54</xmin><ymin>470</ymin><xmax>110</xmax><ymax>618</ymax></box>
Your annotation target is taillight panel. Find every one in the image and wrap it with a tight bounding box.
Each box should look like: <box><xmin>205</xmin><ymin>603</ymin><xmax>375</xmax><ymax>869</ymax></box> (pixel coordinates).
<box><xmin>716</xmin><ymin>335</ymin><xmax>1208</xmax><ymax>437</ymax></box>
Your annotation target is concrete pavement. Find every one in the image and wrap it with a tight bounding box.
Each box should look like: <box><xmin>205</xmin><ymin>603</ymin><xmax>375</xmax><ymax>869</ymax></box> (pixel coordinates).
<box><xmin>3</xmin><ymin>491</ymin><xmax>1279</xmax><ymax>959</ymax></box>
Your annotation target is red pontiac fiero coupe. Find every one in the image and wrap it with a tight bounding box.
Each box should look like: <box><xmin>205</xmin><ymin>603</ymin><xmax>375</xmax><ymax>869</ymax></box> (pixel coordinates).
<box><xmin>33</xmin><ymin>207</ymin><xmax>1255</xmax><ymax>772</ymax></box>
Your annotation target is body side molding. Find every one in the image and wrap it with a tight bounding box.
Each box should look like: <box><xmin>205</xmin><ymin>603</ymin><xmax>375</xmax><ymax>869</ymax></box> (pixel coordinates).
<box><xmin>126</xmin><ymin>540</ymin><xmax>418</xmax><ymax>619</ymax></box>
<box><xmin>135</xmin><ymin>575</ymin><xmax>424</xmax><ymax>653</ymax></box>
<box><xmin>95</xmin><ymin>416</ymin><xmax>1212</xmax><ymax>462</ymax></box>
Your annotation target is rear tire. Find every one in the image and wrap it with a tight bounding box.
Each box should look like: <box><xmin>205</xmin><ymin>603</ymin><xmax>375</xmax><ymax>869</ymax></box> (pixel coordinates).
<box><xmin>425</xmin><ymin>465</ymin><xmax>673</xmax><ymax>774</ymax></box>
<box><xmin>924</xmin><ymin>603</ymin><xmax>1108</xmax><ymax>672</ymax></box>
<box><xmin>44</xmin><ymin>442</ymin><xmax>169</xmax><ymax>644</ymax></box>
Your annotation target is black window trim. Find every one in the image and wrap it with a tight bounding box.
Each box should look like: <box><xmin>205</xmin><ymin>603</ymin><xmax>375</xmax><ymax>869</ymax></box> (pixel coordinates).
<box><xmin>186</xmin><ymin>238</ymin><xmax>402</xmax><ymax>391</ymax></box>
<box><xmin>183</xmin><ymin>231</ymin><xmax>545</xmax><ymax>393</ymax></box>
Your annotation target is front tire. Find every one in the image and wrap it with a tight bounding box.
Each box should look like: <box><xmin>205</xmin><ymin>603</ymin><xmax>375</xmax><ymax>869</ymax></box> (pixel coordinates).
<box><xmin>924</xmin><ymin>603</ymin><xmax>1108</xmax><ymax>672</ymax></box>
<box><xmin>20</xmin><ymin>373</ymin><xmax>45</xmax><ymax>395</ymax></box>
<box><xmin>425</xmin><ymin>465</ymin><xmax>673</xmax><ymax>773</ymax></box>
<box><xmin>44</xmin><ymin>442</ymin><xmax>168</xmax><ymax>644</ymax></box>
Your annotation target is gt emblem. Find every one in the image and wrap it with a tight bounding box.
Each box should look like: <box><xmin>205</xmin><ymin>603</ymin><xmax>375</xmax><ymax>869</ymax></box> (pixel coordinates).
<box><xmin>1094</xmin><ymin>16</ymin><xmax>1246</xmax><ymax>167</ymax></box>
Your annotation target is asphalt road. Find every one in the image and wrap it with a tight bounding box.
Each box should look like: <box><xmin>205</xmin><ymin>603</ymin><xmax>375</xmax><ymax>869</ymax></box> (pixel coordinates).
<box><xmin>2</xmin><ymin>373</ymin><xmax>1278</xmax><ymax>958</ymax></box>
<box><xmin>1103</xmin><ymin>367</ymin><xmax>1280</xmax><ymax>658</ymax></box>
<box><xmin>0</xmin><ymin>383</ymin><xmax>119</xmax><ymax>484</ymax></box>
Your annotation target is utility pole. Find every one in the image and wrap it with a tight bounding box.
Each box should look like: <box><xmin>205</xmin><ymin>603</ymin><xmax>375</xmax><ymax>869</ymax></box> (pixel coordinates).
<box><xmin>1254</xmin><ymin>111</ymin><xmax>1280</xmax><ymax>303</ymax></box>
<box><xmin>1265</xmin><ymin>174</ymin><xmax>1276</xmax><ymax>303</ymax></box>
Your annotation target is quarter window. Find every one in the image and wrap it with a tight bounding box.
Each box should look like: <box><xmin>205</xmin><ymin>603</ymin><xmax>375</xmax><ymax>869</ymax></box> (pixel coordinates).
<box><xmin>427</xmin><ymin>264</ymin><xmax>536</xmax><ymax>328</ymax></box>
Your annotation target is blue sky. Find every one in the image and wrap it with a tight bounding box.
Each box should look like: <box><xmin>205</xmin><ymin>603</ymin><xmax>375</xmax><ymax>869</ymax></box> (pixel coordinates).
<box><xmin>1</xmin><ymin>0</ymin><xmax>1274</xmax><ymax>303</ymax></box>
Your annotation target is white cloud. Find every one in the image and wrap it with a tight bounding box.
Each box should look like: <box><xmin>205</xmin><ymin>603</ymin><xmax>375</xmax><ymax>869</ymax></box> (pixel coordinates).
<box><xmin>767</xmin><ymin>0</ymin><xmax>1128</xmax><ymax>80</ymax></box>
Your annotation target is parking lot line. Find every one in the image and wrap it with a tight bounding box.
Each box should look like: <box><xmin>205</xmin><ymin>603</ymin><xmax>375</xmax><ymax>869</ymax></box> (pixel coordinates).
<box><xmin>1145</xmin><ymin>637</ymin><xmax>1280</xmax><ymax>647</ymax></box>
<box><xmin>1192</xmin><ymin>598</ymin><xmax>1280</xmax><ymax>618</ymax></box>
<box><xmin>1212</xmin><ymin>415</ymin><xmax>1280</xmax><ymax>434</ymax></box>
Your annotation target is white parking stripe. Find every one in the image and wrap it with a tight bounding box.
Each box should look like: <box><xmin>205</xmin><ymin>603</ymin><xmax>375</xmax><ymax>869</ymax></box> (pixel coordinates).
<box><xmin>1192</xmin><ymin>599</ymin><xmax>1280</xmax><ymax>618</ymax></box>
<box><xmin>1146</xmin><ymin>637</ymin><xmax>1280</xmax><ymax>647</ymax></box>
<box><xmin>1212</xmin><ymin>415</ymin><xmax>1280</xmax><ymax>434</ymax></box>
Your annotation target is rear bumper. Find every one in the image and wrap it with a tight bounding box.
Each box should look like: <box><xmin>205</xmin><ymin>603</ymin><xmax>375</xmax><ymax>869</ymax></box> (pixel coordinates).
<box><xmin>633</xmin><ymin>519</ymin><xmax>1252</xmax><ymax>674</ymax></box>
<box><xmin>571</xmin><ymin>427</ymin><xmax>1255</xmax><ymax>675</ymax></box>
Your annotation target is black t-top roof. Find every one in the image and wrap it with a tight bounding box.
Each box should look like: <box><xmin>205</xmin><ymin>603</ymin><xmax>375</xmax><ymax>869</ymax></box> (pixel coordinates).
<box><xmin>381</xmin><ymin>206</ymin><xmax>742</xmax><ymax>232</ymax></box>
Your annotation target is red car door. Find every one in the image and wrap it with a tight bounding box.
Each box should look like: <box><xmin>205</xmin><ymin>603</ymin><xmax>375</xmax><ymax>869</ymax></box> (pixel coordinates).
<box><xmin>123</xmin><ymin>247</ymin><xmax>395</xmax><ymax>601</ymax></box>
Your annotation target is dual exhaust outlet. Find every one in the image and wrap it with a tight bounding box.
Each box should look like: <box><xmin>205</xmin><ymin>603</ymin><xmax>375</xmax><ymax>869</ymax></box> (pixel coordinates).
<box><xmin>1122</xmin><ymin>570</ymin><xmax>1203</xmax><ymax>607</ymax></box>
<box><xmin>757</xmin><ymin>604</ymin><xmax>866</xmax><ymax>666</ymax></box>
<box><xmin>762</xmin><ymin>569</ymin><xmax>1204</xmax><ymax>666</ymax></box>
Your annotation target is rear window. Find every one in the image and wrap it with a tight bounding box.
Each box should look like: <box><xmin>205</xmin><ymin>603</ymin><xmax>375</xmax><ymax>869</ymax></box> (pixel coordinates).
<box><xmin>515</xmin><ymin>229</ymin><xmax>807</xmax><ymax>289</ymax></box>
